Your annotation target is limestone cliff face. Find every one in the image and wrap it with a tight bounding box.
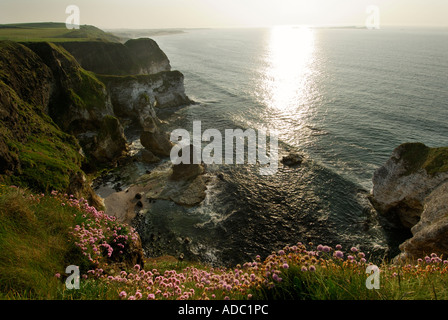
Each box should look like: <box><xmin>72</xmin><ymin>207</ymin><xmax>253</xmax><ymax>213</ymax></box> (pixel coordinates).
<box><xmin>102</xmin><ymin>71</ymin><xmax>190</xmax><ymax>121</ymax></box>
<box><xmin>398</xmin><ymin>181</ymin><xmax>448</xmax><ymax>259</ymax></box>
<box><xmin>371</xmin><ymin>143</ymin><xmax>448</xmax><ymax>260</ymax></box>
<box><xmin>100</xmin><ymin>71</ymin><xmax>191</xmax><ymax>157</ymax></box>
<box><xmin>25</xmin><ymin>40</ymin><xmax>190</xmax><ymax>165</ymax></box>
<box><xmin>24</xmin><ymin>42</ymin><xmax>127</xmax><ymax>166</ymax></box>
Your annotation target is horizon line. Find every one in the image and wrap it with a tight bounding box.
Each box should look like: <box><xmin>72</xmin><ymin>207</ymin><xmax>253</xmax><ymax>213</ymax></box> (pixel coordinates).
<box><xmin>1</xmin><ymin>21</ymin><xmax>448</xmax><ymax>31</ymax></box>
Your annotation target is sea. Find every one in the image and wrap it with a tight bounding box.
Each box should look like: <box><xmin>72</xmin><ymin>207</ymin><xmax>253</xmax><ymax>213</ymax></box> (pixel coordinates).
<box><xmin>98</xmin><ymin>27</ymin><xmax>448</xmax><ymax>266</ymax></box>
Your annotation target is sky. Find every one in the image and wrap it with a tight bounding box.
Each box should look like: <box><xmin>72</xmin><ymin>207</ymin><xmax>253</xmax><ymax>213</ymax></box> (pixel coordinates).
<box><xmin>0</xmin><ymin>0</ymin><xmax>447</xmax><ymax>29</ymax></box>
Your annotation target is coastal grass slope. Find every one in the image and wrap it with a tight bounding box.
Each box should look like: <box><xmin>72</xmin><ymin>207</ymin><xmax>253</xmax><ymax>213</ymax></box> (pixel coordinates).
<box><xmin>1</xmin><ymin>185</ymin><xmax>448</xmax><ymax>300</ymax></box>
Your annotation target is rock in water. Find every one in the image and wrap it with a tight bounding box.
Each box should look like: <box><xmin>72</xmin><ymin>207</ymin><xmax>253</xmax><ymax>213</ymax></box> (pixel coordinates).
<box><xmin>281</xmin><ymin>152</ymin><xmax>303</xmax><ymax>166</ymax></box>
<box><xmin>139</xmin><ymin>149</ymin><xmax>160</xmax><ymax>164</ymax></box>
<box><xmin>140</xmin><ymin>130</ymin><xmax>173</xmax><ymax>157</ymax></box>
<box><xmin>171</xmin><ymin>144</ymin><xmax>205</xmax><ymax>181</ymax></box>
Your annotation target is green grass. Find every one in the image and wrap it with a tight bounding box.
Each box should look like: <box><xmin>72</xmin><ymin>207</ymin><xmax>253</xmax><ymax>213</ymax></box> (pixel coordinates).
<box><xmin>0</xmin><ymin>77</ymin><xmax>84</xmax><ymax>193</ymax></box>
<box><xmin>398</xmin><ymin>143</ymin><xmax>448</xmax><ymax>176</ymax></box>
<box><xmin>0</xmin><ymin>23</ymin><xmax>120</xmax><ymax>43</ymax></box>
<box><xmin>0</xmin><ymin>186</ymin><xmax>89</xmax><ymax>299</ymax></box>
<box><xmin>0</xmin><ymin>186</ymin><xmax>141</xmax><ymax>299</ymax></box>
<box><xmin>10</xmin><ymin>134</ymin><xmax>82</xmax><ymax>192</ymax></box>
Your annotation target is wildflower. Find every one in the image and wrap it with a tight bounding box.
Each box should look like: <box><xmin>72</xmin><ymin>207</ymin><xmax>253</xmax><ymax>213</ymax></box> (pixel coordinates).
<box><xmin>147</xmin><ymin>293</ymin><xmax>155</xmax><ymax>300</ymax></box>
<box><xmin>119</xmin><ymin>291</ymin><xmax>127</xmax><ymax>299</ymax></box>
<box><xmin>54</xmin><ymin>273</ymin><xmax>61</xmax><ymax>279</ymax></box>
<box><xmin>282</xmin><ymin>263</ymin><xmax>289</xmax><ymax>269</ymax></box>
<box><xmin>334</xmin><ymin>250</ymin><xmax>344</xmax><ymax>259</ymax></box>
<box><xmin>350</xmin><ymin>247</ymin><xmax>358</xmax><ymax>253</ymax></box>
<box><xmin>272</xmin><ymin>273</ymin><xmax>282</xmax><ymax>282</ymax></box>
<box><xmin>309</xmin><ymin>265</ymin><xmax>316</xmax><ymax>272</ymax></box>
<box><xmin>301</xmin><ymin>266</ymin><xmax>308</xmax><ymax>272</ymax></box>
<box><xmin>432</xmin><ymin>257</ymin><xmax>442</xmax><ymax>264</ymax></box>
<box><xmin>322</xmin><ymin>246</ymin><xmax>331</xmax><ymax>253</ymax></box>
<box><xmin>336</xmin><ymin>244</ymin><xmax>342</xmax><ymax>250</ymax></box>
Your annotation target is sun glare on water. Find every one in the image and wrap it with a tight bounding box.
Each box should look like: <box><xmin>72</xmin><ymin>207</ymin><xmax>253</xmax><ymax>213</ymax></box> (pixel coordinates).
<box><xmin>264</xmin><ymin>25</ymin><xmax>315</xmax><ymax>112</ymax></box>
<box><xmin>252</xmin><ymin>25</ymin><xmax>317</xmax><ymax>141</ymax></box>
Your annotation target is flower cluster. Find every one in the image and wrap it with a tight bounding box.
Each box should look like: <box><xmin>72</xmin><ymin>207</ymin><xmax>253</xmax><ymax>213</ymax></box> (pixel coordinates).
<box><xmin>86</xmin><ymin>262</ymin><xmax>265</xmax><ymax>300</ymax></box>
<box><xmin>39</xmin><ymin>188</ymin><xmax>448</xmax><ymax>300</ymax></box>
<box><xmin>83</xmin><ymin>242</ymin><xmax>375</xmax><ymax>300</ymax></box>
<box><xmin>48</xmin><ymin>190</ymin><xmax>139</xmax><ymax>266</ymax></box>
<box><xmin>384</xmin><ymin>252</ymin><xmax>448</xmax><ymax>280</ymax></box>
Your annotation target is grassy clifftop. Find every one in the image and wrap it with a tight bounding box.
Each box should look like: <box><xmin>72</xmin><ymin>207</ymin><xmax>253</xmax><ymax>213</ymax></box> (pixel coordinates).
<box><xmin>0</xmin><ymin>23</ymin><xmax>120</xmax><ymax>43</ymax></box>
<box><xmin>395</xmin><ymin>143</ymin><xmax>448</xmax><ymax>176</ymax></box>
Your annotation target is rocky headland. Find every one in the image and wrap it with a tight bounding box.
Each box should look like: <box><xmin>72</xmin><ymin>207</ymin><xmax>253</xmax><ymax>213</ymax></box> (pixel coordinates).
<box><xmin>370</xmin><ymin>142</ymin><xmax>448</xmax><ymax>261</ymax></box>
<box><xmin>0</xmin><ymin>30</ymin><xmax>192</xmax><ymax>210</ymax></box>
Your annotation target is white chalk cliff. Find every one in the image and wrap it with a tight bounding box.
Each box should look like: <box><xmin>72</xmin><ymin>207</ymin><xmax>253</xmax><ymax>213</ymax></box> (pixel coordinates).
<box><xmin>371</xmin><ymin>143</ymin><xmax>448</xmax><ymax>260</ymax></box>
